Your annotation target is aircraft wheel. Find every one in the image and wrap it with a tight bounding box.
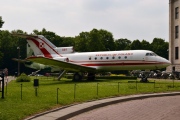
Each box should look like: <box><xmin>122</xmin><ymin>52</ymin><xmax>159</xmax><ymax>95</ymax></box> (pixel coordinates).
<box><xmin>87</xmin><ymin>73</ymin><xmax>95</xmax><ymax>81</ymax></box>
<box><xmin>140</xmin><ymin>77</ymin><xmax>149</xmax><ymax>82</ymax></box>
<box><xmin>73</xmin><ymin>73</ymin><xmax>82</xmax><ymax>81</ymax></box>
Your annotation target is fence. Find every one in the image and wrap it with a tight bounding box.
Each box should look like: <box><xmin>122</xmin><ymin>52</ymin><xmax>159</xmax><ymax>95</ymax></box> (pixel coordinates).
<box><xmin>8</xmin><ymin>78</ymin><xmax>180</xmax><ymax>104</ymax></box>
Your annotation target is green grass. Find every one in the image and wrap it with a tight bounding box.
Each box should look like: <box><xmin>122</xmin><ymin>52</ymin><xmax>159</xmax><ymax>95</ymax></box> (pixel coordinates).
<box><xmin>1</xmin><ymin>77</ymin><xmax>180</xmax><ymax>120</ymax></box>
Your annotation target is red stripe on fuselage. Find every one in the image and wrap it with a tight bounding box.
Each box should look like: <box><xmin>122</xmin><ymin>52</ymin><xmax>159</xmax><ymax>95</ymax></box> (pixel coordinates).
<box><xmin>80</xmin><ymin>62</ymin><xmax>165</xmax><ymax>66</ymax></box>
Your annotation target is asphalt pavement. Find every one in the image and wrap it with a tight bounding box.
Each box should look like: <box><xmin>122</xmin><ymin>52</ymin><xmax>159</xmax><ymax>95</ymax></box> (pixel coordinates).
<box><xmin>24</xmin><ymin>92</ymin><xmax>180</xmax><ymax>120</ymax></box>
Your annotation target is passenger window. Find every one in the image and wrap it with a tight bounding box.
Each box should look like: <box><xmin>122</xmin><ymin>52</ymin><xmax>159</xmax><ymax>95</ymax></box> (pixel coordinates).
<box><xmin>89</xmin><ymin>57</ymin><xmax>91</xmax><ymax>60</ymax></box>
<box><xmin>124</xmin><ymin>56</ymin><xmax>127</xmax><ymax>59</ymax></box>
<box><xmin>106</xmin><ymin>57</ymin><xmax>109</xmax><ymax>59</ymax></box>
<box><xmin>112</xmin><ymin>56</ymin><xmax>115</xmax><ymax>59</ymax></box>
<box><xmin>118</xmin><ymin>56</ymin><xmax>121</xmax><ymax>59</ymax></box>
<box><xmin>95</xmin><ymin>57</ymin><xmax>97</xmax><ymax>60</ymax></box>
<box><xmin>100</xmin><ymin>57</ymin><xmax>103</xmax><ymax>60</ymax></box>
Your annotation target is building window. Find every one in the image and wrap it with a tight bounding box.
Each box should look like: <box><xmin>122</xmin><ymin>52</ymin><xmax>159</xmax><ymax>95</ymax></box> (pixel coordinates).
<box><xmin>175</xmin><ymin>47</ymin><xmax>179</xmax><ymax>59</ymax></box>
<box><xmin>172</xmin><ymin>66</ymin><xmax>175</xmax><ymax>72</ymax></box>
<box><xmin>175</xmin><ymin>7</ymin><xmax>179</xmax><ymax>19</ymax></box>
<box><xmin>175</xmin><ymin>26</ymin><xmax>179</xmax><ymax>39</ymax></box>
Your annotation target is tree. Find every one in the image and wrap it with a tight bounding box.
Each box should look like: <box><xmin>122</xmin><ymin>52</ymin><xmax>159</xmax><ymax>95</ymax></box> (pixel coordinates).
<box><xmin>0</xmin><ymin>16</ymin><xmax>4</xmax><ymax>66</ymax></box>
<box><xmin>151</xmin><ymin>38</ymin><xmax>169</xmax><ymax>58</ymax></box>
<box><xmin>0</xmin><ymin>16</ymin><xmax>4</xmax><ymax>28</ymax></box>
<box><xmin>141</xmin><ymin>40</ymin><xmax>151</xmax><ymax>50</ymax></box>
<box><xmin>0</xmin><ymin>30</ymin><xmax>27</xmax><ymax>74</ymax></box>
<box><xmin>75</xmin><ymin>32</ymin><xmax>90</xmax><ymax>52</ymax></box>
<box><xmin>75</xmin><ymin>28</ymin><xmax>115</xmax><ymax>52</ymax></box>
<box><xmin>98</xmin><ymin>29</ymin><xmax>115</xmax><ymax>51</ymax></box>
<box><xmin>61</xmin><ymin>37</ymin><xmax>75</xmax><ymax>47</ymax></box>
<box><xmin>130</xmin><ymin>39</ymin><xmax>142</xmax><ymax>50</ymax></box>
<box><xmin>115</xmin><ymin>38</ymin><xmax>131</xmax><ymax>50</ymax></box>
<box><xmin>88</xmin><ymin>29</ymin><xmax>105</xmax><ymax>51</ymax></box>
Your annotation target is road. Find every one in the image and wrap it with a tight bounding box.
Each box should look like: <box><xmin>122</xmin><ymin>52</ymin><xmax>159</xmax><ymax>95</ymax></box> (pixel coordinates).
<box><xmin>69</xmin><ymin>95</ymin><xmax>180</xmax><ymax>120</ymax></box>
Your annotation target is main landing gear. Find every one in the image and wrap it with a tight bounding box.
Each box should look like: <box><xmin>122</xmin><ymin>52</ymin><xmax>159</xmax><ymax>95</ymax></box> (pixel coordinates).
<box><xmin>87</xmin><ymin>73</ymin><xmax>95</xmax><ymax>81</ymax></box>
<box><xmin>73</xmin><ymin>73</ymin><xmax>82</xmax><ymax>81</ymax></box>
<box><xmin>73</xmin><ymin>72</ymin><xmax>96</xmax><ymax>81</ymax></box>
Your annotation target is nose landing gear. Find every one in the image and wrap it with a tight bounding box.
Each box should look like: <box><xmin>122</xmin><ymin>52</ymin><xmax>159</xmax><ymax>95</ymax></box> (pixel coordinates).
<box><xmin>140</xmin><ymin>73</ymin><xmax>149</xmax><ymax>83</ymax></box>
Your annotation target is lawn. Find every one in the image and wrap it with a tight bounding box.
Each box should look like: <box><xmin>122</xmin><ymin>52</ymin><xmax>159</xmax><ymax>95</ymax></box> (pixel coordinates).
<box><xmin>0</xmin><ymin>76</ymin><xmax>180</xmax><ymax>120</ymax></box>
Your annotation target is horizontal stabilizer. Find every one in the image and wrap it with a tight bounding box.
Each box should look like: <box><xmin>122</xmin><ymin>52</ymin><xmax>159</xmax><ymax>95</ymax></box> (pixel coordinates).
<box><xmin>11</xmin><ymin>33</ymin><xmax>38</xmax><ymax>39</ymax></box>
<box><xmin>12</xmin><ymin>58</ymin><xmax>31</xmax><ymax>63</ymax></box>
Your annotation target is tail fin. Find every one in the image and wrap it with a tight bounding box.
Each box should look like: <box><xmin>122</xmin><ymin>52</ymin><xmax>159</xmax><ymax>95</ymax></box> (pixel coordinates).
<box><xmin>12</xmin><ymin>34</ymin><xmax>62</xmax><ymax>58</ymax></box>
<box><xmin>27</xmin><ymin>35</ymin><xmax>62</xmax><ymax>58</ymax></box>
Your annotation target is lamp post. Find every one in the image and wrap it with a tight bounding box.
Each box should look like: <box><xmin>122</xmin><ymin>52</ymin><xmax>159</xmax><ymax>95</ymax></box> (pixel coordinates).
<box><xmin>17</xmin><ymin>47</ymin><xmax>20</xmax><ymax>76</ymax></box>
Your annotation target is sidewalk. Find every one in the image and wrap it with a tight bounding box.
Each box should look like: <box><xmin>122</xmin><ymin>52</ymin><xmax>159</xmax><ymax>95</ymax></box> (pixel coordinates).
<box><xmin>24</xmin><ymin>92</ymin><xmax>180</xmax><ymax>120</ymax></box>
<box><xmin>0</xmin><ymin>76</ymin><xmax>15</xmax><ymax>88</ymax></box>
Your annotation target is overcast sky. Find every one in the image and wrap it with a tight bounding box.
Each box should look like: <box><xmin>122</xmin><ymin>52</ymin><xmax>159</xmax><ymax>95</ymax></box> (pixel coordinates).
<box><xmin>1</xmin><ymin>0</ymin><xmax>169</xmax><ymax>42</ymax></box>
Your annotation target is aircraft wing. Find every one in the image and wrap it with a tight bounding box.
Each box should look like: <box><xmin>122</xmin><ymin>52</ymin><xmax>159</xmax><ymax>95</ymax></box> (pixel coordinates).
<box><xmin>26</xmin><ymin>57</ymin><xmax>96</xmax><ymax>72</ymax></box>
<box><xmin>12</xmin><ymin>58</ymin><xmax>62</xmax><ymax>72</ymax></box>
<box><xmin>12</xmin><ymin>58</ymin><xmax>32</xmax><ymax>64</ymax></box>
<box><xmin>12</xmin><ymin>33</ymin><xmax>38</xmax><ymax>39</ymax></box>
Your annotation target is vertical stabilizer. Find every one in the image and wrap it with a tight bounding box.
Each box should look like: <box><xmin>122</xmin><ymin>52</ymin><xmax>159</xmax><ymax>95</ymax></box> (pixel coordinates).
<box><xmin>27</xmin><ymin>35</ymin><xmax>62</xmax><ymax>58</ymax></box>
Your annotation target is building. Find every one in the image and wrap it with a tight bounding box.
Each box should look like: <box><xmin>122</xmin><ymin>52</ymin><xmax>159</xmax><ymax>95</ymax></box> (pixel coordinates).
<box><xmin>168</xmin><ymin>0</ymin><xmax>180</xmax><ymax>72</ymax></box>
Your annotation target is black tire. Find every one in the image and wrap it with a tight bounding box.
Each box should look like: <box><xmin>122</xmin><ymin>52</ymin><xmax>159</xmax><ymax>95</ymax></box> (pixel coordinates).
<box><xmin>73</xmin><ymin>73</ymin><xmax>82</xmax><ymax>81</ymax></box>
<box><xmin>87</xmin><ymin>73</ymin><xmax>95</xmax><ymax>81</ymax></box>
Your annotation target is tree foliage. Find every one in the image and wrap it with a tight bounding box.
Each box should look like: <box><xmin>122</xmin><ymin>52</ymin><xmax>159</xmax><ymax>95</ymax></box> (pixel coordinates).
<box><xmin>130</xmin><ymin>39</ymin><xmax>142</xmax><ymax>50</ymax></box>
<box><xmin>151</xmin><ymin>38</ymin><xmax>168</xmax><ymax>58</ymax></box>
<box><xmin>115</xmin><ymin>38</ymin><xmax>131</xmax><ymax>50</ymax></box>
<box><xmin>0</xmin><ymin>16</ymin><xmax>4</xmax><ymax>28</ymax></box>
<box><xmin>141</xmin><ymin>40</ymin><xmax>151</xmax><ymax>50</ymax></box>
<box><xmin>75</xmin><ymin>29</ymin><xmax>115</xmax><ymax>52</ymax></box>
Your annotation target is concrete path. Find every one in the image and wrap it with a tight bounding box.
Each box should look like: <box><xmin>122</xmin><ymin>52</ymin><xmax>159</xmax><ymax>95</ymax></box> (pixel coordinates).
<box><xmin>69</xmin><ymin>94</ymin><xmax>180</xmax><ymax>120</ymax></box>
<box><xmin>0</xmin><ymin>76</ymin><xmax>15</xmax><ymax>88</ymax></box>
<box><xmin>25</xmin><ymin>92</ymin><xmax>180</xmax><ymax>120</ymax></box>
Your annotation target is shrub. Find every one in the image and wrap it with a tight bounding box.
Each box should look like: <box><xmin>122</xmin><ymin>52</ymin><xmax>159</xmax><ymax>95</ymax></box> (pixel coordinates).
<box><xmin>16</xmin><ymin>73</ymin><xmax>31</xmax><ymax>82</ymax></box>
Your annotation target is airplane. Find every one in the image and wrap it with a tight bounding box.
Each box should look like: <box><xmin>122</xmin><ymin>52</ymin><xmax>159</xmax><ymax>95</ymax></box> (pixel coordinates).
<box><xmin>12</xmin><ymin>33</ymin><xmax>171</xmax><ymax>81</ymax></box>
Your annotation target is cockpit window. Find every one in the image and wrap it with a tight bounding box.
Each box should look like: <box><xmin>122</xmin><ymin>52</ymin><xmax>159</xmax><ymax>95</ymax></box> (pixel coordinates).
<box><xmin>146</xmin><ymin>53</ymin><xmax>150</xmax><ymax>56</ymax></box>
<box><xmin>145</xmin><ymin>52</ymin><xmax>157</xmax><ymax>56</ymax></box>
<box><xmin>152</xmin><ymin>52</ymin><xmax>157</xmax><ymax>56</ymax></box>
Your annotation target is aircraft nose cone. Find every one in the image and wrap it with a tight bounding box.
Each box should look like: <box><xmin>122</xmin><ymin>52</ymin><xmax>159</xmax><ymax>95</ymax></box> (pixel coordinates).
<box><xmin>167</xmin><ymin>60</ymin><xmax>171</xmax><ymax>65</ymax></box>
<box><xmin>164</xmin><ymin>59</ymin><xmax>171</xmax><ymax>66</ymax></box>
